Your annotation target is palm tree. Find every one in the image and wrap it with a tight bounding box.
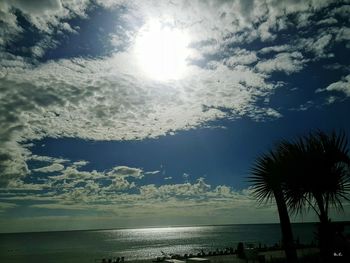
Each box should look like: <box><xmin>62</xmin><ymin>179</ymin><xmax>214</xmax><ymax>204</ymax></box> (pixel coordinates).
<box><xmin>280</xmin><ymin>130</ymin><xmax>350</xmax><ymax>259</ymax></box>
<box><xmin>249</xmin><ymin>149</ymin><xmax>298</xmax><ymax>263</ymax></box>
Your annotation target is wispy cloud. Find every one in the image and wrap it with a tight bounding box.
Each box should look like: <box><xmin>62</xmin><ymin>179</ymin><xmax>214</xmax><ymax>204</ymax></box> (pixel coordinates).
<box><xmin>317</xmin><ymin>74</ymin><xmax>350</xmax><ymax>96</ymax></box>
<box><xmin>34</xmin><ymin>163</ymin><xmax>65</xmax><ymax>173</ymax></box>
<box><xmin>256</xmin><ymin>52</ymin><xmax>307</xmax><ymax>75</ymax></box>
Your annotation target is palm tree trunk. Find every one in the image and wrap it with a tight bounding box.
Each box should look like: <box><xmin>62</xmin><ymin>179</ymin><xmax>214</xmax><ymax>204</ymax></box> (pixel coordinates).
<box><xmin>274</xmin><ymin>189</ymin><xmax>298</xmax><ymax>263</ymax></box>
<box><xmin>314</xmin><ymin>194</ymin><xmax>332</xmax><ymax>261</ymax></box>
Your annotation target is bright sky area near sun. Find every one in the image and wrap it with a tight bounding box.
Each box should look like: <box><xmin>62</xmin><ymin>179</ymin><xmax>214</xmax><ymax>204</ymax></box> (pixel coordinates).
<box><xmin>0</xmin><ymin>0</ymin><xmax>350</xmax><ymax>233</ymax></box>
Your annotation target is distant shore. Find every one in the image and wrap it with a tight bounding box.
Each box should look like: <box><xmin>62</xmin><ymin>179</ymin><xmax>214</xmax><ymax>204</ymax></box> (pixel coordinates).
<box><xmin>2</xmin><ymin>221</ymin><xmax>341</xmax><ymax>235</ymax></box>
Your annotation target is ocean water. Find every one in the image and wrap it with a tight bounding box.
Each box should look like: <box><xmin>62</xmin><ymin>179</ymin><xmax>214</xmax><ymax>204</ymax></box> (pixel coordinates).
<box><xmin>0</xmin><ymin>223</ymin><xmax>324</xmax><ymax>263</ymax></box>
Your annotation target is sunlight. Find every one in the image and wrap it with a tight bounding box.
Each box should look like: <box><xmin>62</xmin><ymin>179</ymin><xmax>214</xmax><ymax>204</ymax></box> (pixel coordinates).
<box><xmin>135</xmin><ymin>20</ymin><xmax>190</xmax><ymax>81</ymax></box>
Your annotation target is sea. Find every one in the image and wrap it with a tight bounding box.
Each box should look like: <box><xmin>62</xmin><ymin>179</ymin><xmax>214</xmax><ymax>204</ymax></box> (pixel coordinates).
<box><xmin>0</xmin><ymin>223</ymin><xmax>345</xmax><ymax>263</ymax></box>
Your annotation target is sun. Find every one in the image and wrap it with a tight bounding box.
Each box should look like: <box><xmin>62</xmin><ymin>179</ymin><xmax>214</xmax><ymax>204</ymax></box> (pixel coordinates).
<box><xmin>135</xmin><ymin>20</ymin><xmax>190</xmax><ymax>81</ymax></box>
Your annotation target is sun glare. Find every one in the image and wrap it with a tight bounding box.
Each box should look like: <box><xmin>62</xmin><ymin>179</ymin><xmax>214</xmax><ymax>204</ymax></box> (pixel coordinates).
<box><xmin>135</xmin><ymin>20</ymin><xmax>190</xmax><ymax>81</ymax></box>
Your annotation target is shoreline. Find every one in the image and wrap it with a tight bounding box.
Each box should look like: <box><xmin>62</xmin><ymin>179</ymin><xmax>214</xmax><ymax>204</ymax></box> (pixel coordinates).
<box><xmin>97</xmin><ymin>244</ymin><xmax>320</xmax><ymax>263</ymax></box>
<box><xmin>113</xmin><ymin>248</ymin><xmax>320</xmax><ymax>263</ymax></box>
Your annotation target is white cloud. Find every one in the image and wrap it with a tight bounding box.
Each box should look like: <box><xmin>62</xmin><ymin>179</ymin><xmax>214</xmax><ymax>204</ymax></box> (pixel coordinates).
<box><xmin>312</xmin><ymin>34</ymin><xmax>334</xmax><ymax>57</ymax></box>
<box><xmin>326</xmin><ymin>96</ymin><xmax>338</xmax><ymax>104</ymax></box>
<box><xmin>323</xmin><ymin>63</ymin><xmax>350</xmax><ymax>71</ymax></box>
<box><xmin>3</xmin><ymin>0</ymin><xmax>89</xmax><ymax>32</ymax></box>
<box><xmin>54</xmin><ymin>166</ymin><xmax>103</xmax><ymax>180</ymax></box>
<box><xmin>5</xmin><ymin>179</ymin><xmax>51</xmax><ymax>191</ymax></box>
<box><xmin>2</xmin><ymin>167</ymin><xmax>349</xmax><ymax>232</ymax></box>
<box><xmin>0</xmin><ymin>201</ymin><xmax>18</xmax><ymax>212</ymax></box>
<box><xmin>30</xmin><ymin>36</ymin><xmax>59</xmax><ymax>58</ymax></box>
<box><xmin>108</xmin><ymin>166</ymin><xmax>143</xmax><ymax>179</ymax></box>
<box><xmin>223</xmin><ymin>49</ymin><xmax>258</xmax><ymax>67</ymax></box>
<box><xmin>317</xmin><ymin>74</ymin><xmax>350</xmax><ymax>96</ymax></box>
<box><xmin>145</xmin><ymin>170</ymin><xmax>160</xmax><ymax>175</ymax></box>
<box><xmin>106</xmin><ymin>177</ymin><xmax>136</xmax><ymax>191</ymax></box>
<box><xmin>34</xmin><ymin>163</ymin><xmax>65</xmax><ymax>173</ymax></box>
<box><xmin>317</xmin><ymin>17</ymin><xmax>338</xmax><ymax>25</ymax></box>
<box><xmin>29</xmin><ymin>155</ymin><xmax>69</xmax><ymax>163</ymax></box>
<box><xmin>259</xmin><ymin>45</ymin><xmax>292</xmax><ymax>54</ymax></box>
<box><xmin>11</xmin><ymin>0</ymin><xmax>63</xmax><ymax>14</ymax></box>
<box><xmin>139</xmin><ymin>178</ymin><xmax>212</xmax><ymax>199</ymax></box>
<box><xmin>290</xmin><ymin>100</ymin><xmax>315</xmax><ymax>111</ymax></box>
<box><xmin>0</xmin><ymin>140</ymin><xmax>31</xmax><ymax>187</ymax></box>
<box><xmin>0</xmin><ymin>0</ymin><xmax>92</xmax><ymax>56</ymax></box>
<box><xmin>335</xmin><ymin>27</ymin><xmax>350</xmax><ymax>43</ymax></box>
<box><xmin>256</xmin><ymin>52</ymin><xmax>306</xmax><ymax>74</ymax></box>
<box><xmin>59</xmin><ymin>22</ymin><xmax>78</xmax><ymax>34</ymax></box>
<box><xmin>295</xmin><ymin>12</ymin><xmax>313</xmax><ymax>28</ymax></box>
<box><xmin>257</xmin><ymin>20</ymin><xmax>276</xmax><ymax>41</ymax></box>
<box><xmin>0</xmin><ymin>48</ymin><xmax>277</xmax><ymax>185</ymax></box>
<box><xmin>72</xmin><ymin>160</ymin><xmax>89</xmax><ymax>168</ymax></box>
<box><xmin>298</xmin><ymin>33</ymin><xmax>334</xmax><ymax>58</ymax></box>
<box><xmin>0</xmin><ymin>0</ymin><xmax>349</xmax><ymax>198</ymax></box>
<box><xmin>330</xmin><ymin>4</ymin><xmax>350</xmax><ymax>18</ymax></box>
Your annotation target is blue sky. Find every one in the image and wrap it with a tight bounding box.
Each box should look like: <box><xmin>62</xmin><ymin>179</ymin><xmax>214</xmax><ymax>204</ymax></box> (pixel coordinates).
<box><xmin>0</xmin><ymin>0</ymin><xmax>350</xmax><ymax>233</ymax></box>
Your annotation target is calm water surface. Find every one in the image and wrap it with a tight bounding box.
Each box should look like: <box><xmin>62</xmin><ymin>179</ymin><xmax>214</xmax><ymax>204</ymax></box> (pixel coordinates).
<box><xmin>0</xmin><ymin>223</ymin><xmax>328</xmax><ymax>263</ymax></box>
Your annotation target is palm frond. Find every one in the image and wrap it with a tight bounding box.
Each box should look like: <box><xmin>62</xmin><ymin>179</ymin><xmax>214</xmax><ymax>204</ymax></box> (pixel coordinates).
<box><xmin>248</xmin><ymin>151</ymin><xmax>283</xmax><ymax>204</ymax></box>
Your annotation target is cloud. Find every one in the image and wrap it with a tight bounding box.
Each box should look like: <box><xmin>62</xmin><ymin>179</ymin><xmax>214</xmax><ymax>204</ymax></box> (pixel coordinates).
<box><xmin>0</xmin><ymin>0</ymin><xmax>349</xmax><ymax>193</ymax></box>
<box><xmin>71</xmin><ymin>160</ymin><xmax>89</xmax><ymax>168</ymax></box>
<box><xmin>108</xmin><ymin>166</ymin><xmax>143</xmax><ymax>179</ymax></box>
<box><xmin>330</xmin><ymin>4</ymin><xmax>350</xmax><ymax>18</ymax></box>
<box><xmin>323</xmin><ymin>63</ymin><xmax>350</xmax><ymax>71</ymax></box>
<box><xmin>2</xmin><ymin>161</ymin><xmax>349</xmax><ymax>232</ymax></box>
<box><xmin>139</xmin><ymin>177</ymin><xmax>212</xmax><ymax>199</ymax></box>
<box><xmin>33</xmin><ymin>163</ymin><xmax>65</xmax><ymax>173</ymax></box>
<box><xmin>317</xmin><ymin>74</ymin><xmax>350</xmax><ymax>96</ymax></box>
<box><xmin>30</xmin><ymin>36</ymin><xmax>60</xmax><ymax>58</ymax></box>
<box><xmin>106</xmin><ymin>177</ymin><xmax>136</xmax><ymax>191</ymax></box>
<box><xmin>0</xmin><ymin>162</ymin><xmax>151</xmax><ymax>206</ymax></box>
<box><xmin>310</xmin><ymin>34</ymin><xmax>334</xmax><ymax>57</ymax></box>
<box><xmin>335</xmin><ymin>27</ymin><xmax>350</xmax><ymax>43</ymax></box>
<box><xmin>1</xmin><ymin>0</ymin><xmax>90</xmax><ymax>32</ymax></box>
<box><xmin>29</xmin><ymin>155</ymin><xmax>68</xmax><ymax>163</ymax></box>
<box><xmin>5</xmin><ymin>179</ymin><xmax>51</xmax><ymax>191</ymax></box>
<box><xmin>11</xmin><ymin>0</ymin><xmax>63</xmax><ymax>14</ymax></box>
<box><xmin>256</xmin><ymin>52</ymin><xmax>306</xmax><ymax>74</ymax></box>
<box><xmin>0</xmin><ymin>140</ymin><xmax>31</xmax><ymax>187</ymax></box>
<box><xmin>0</xmin><ymin>0</ymin><xmax>92</xmax><ymax>58</ymax></box>
<box><xmin>0</xmin><ymin>49</ymin><xmax>277</xmax><ymax>185</ymax></box>
<box><xmin>0</xmin><ymin>201</ymin><xmax>17</xmax><ymax>212</ymax></box>
<box><xmin>297</xmin><ymin>31</ymin><xmax>339</xmax><ymax>59</ymax></box>
<box><xmin>1</xmin><ymin>164</ymin><xmax>238</xmax><ymax>206</ymax></box>
<box><xmin>317</xmin><ymin>17</ymin><xmax>338</xmax><ymax>25</ymax></box>
<box><xmin>259</xmin><ymin>45</ymin><xmax>292</xmax><ymax>54</ymax></box>
<box><xmin>223</xmin><ymin>49</ymin><xmax>258</xmax><ymax>67</ymax></box>
<box><xmin>145</xmin><ymin>170</ymin><xmax>160</xmax><ymax>175</ymax></box>
<box><xmin>53</xmin><ymin>166</ymin><xmax>103</xmax><ymax>181</ymax></box>
<box><xmin>290</xmin><ymin>100</ymin><xmax>315</xmax><ymax>111</ymax></box>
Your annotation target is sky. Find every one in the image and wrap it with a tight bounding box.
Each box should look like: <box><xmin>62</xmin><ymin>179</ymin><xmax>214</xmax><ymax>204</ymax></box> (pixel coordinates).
<box><xmin>0</xmin><ymin>0</ymin><xmax>350</xmax><ymax>233</ymax></box>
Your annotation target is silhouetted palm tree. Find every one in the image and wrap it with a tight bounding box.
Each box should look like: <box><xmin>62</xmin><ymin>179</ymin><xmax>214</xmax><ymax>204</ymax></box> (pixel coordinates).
<box><xmin>249</xmin><ymin>149</ymin><xmax>298</xmax><ymax>263</ymax></box>
<box><xmin>280</xmin><ymin>130</ymin><xmax>350</xmax><ymax>259</ymax></box>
